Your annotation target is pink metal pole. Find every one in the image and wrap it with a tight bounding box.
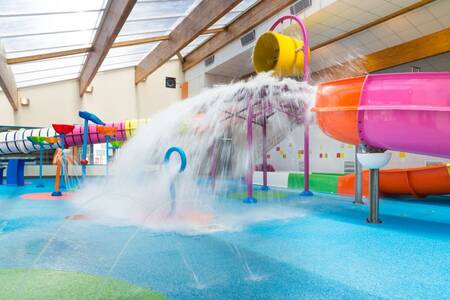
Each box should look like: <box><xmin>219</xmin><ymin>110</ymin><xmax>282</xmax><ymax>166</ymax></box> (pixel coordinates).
<box><xmin>270</xmin><ymin>15</ymin><xmax>312</xmax><ymax>196</ymax></box>
<box><xmin>261</xmin><ymin>106</ymin><xmax>269</xmax><ymax>191</ymax></box>
<box><xmin>210</xmin><ymin>141</ymin><xmax>218</xmax><ymax>191</ymax></box>
<box><xmin>244</xmin><ymin>98</ymin><xmax>256</xmax><ymax>203</ymax></box>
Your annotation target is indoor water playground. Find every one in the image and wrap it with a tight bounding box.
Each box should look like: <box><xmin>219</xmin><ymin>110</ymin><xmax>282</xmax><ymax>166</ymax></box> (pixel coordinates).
<box><xmin>0</xmin><ymin>0</ymin><xmax>449</xmax><ymax>299</ymax></box>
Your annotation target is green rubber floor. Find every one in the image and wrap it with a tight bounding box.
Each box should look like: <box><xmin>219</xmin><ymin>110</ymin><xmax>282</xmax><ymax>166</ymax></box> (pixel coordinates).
<box><xmin>0</xmin><ymin>269</ymin><xmax>165</xmax><ymax>300</ymax></box>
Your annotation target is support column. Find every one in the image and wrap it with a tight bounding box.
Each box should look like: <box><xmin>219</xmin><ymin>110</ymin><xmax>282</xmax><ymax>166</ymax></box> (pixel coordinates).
<box><xmin>300</xmin><ymin>120</ymin><xmax>313</xmax><ymax>196</ymax></box>
<box><xmin>81</xmin><ymin>119</ymin><xmax>89</xmax><ymax>179</ymax></box>
<box><xmin>210</xmin><ymin>141</ymin><xmax>218</xmax><ymax>191</ymax></box>
<box><xmin>261</xmin><ymin>112</ymin><xmax>269</xmax><ymax>191</ymax></box>
<box><xmin>354</xmin><ymin>144</ymin><xmax>364</xmax><ymax>204</ymax></box>
<box><xmin>244</xmin><ymin>99</ymin><xmax>256</xmax><ymax>203</ymax></box>
<box><xmin>367</xmin><ymin>168</ymin><xmax>381</xmax><ymax>224</ymax></box>
<box><xmin>105</xmin><ymin>135</ymin><xmax>110</xmax><ymax>176</ymax></box>
<box><xmin>37</xmin><ymin>143</ymin><xmax>44</xmax><ymax>187</ymax></box>
<box><xmin>60</xmin><ymin>134</ymin><xmax>66</xmax><ymax>189</ymax></box>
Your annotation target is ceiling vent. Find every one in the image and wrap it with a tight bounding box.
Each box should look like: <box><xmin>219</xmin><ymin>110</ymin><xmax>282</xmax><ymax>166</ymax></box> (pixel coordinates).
<box><xmin>290</xmin><ymin>0</ymin><xmax>312</xmax><ymax>15</ymax></box>
<box><xmin>204</xmin><ymin>55</ymin><xmax>215</xmax><ymax>67</ymax></box>
<box><xmin>241</xmin><ymin>30</ymin><xmax>255</xmax><ymax>47</ymax></box>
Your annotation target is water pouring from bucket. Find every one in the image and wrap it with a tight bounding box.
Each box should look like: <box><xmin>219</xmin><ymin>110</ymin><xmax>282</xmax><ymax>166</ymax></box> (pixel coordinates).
<box><xmin>253</xmin><ymin>31</ymin><xmax>310</xmax><ymax>78</ymax></box>
<box><xmin>251</xmin><ymin>15</ymin><xmax>313</xmax><ymax>198</ymax></box>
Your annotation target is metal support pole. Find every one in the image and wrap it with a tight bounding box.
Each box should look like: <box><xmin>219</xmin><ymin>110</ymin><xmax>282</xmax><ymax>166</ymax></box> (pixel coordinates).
<box><xmin>105</xmin><ymin>135</ymin><xmax>110</xmax><ymax>176</ymax></box>
<box><xmin>81</xmin><ymin>119</ymin><xmax>89</xmax><ymax>179</ymax></box>
<box><xmin>244</xmin><ymin>99</ymin><xmax>256</xmax><ymax>203</ymax></box>
<box><xmin>367</xmin><ymin>168</ymin><xmax>382</xmax><ymax>224</ymax></box>
<box><xmin>210</xmin><ymin>141</ymin><xmax>218</xmax><ymax>191</ymax></box>
<box><xmin>89</xmin><ymin>144</ymin><xmax>94</xmax><ymax>166</ymax></box>
<box><xmin>300</xmin><ymin>120</ymin><xmax>313</xmax><ymax>196</ymax></box>
<box><xmin>37</xmin><ymin>143</ymin><xmax>44</xmax><ymax>187</ymax></box>
<box><xmin>354</xmin><ymin>144</ymin><xmax>364</xmax><ymax>204</ymax></box>
<box><xmin>60</xmin><ymin>134</ymin><xmax>66</xmax><ymax>189</ymax></box>
<box><xmin>261</xmin><ymin>112</ymin><xmax>269</xmax><ymax>191</ymax></box>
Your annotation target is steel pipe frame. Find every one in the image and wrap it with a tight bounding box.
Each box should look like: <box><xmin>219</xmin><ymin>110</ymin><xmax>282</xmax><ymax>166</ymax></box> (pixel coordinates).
<box><xmin>367</xmin><ymin>168</ymin><xmax>382</xmax><ymax>224</ymax></box>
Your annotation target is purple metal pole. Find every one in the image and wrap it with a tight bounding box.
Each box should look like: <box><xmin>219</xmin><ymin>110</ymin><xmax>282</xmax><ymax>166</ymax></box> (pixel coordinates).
<box><xmin>244</xmin><ymin>99</ymin><xmax>256</xmax><ymax>203</ymax></box>
<box><xmin>270</xmin><ymin>15</ymin><xmax>313</xmax><ymax>196</ymax></box>
<box><xmin>210</xmin><ymin>141</ymin><xmax>218</xmax><ymax>191</ymax></box>
<box><xmin>301</xmin><ymin>119</ymin><xmax>313</xmax><ymax>196</ymax></box>
<box><xmin>261</xmin><ymin>107</ymin><xmax>269</xmax><ymax>191</ymax></box>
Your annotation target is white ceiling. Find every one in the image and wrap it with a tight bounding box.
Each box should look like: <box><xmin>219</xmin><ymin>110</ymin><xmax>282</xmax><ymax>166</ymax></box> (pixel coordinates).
<box><xmin>207</xmin><ymin>48</ymin><xmax>254</xmax><ymax>78</ymax></box>
<box><xmin>310</xmin><ymin>0</ymin><xmax>450</xmax><ymax>71</ymax></box>
<box><xmin>206</xmin><ymin>0</ymin><xmax>450</xmax><ymax>79</ymax></box>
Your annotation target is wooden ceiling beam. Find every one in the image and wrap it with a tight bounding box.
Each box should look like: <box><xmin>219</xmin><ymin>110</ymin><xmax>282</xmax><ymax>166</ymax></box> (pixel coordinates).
<box><xmin>312</xmin><ymin>28</ymin><xmax>450</xmax><ymax>82</ymax></box>
<box><xmin>0</xmin><ymin>45</ymin><xmax>18</xmax><ymax>111</ymax></box>
<box><xmin>182</xmin><ymin>0</ymin><xmax>297</xmax><ymax>72</ymax></box>
<box><xmin>79</xmin><ymin>0</ymin><xmax>137</xmax><ymax>96</ymax></box>
<box><xmin>135</xmin><ymin>0</ymin><xmax>242</xmax><ymax>83</ymax></box>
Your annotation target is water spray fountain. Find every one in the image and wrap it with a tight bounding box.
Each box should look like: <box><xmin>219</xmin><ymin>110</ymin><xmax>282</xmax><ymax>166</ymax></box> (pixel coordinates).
<box><xmin>164</xmin><ymin>146</ymin><xmax>187</xmax><ymax>216</ymax></box>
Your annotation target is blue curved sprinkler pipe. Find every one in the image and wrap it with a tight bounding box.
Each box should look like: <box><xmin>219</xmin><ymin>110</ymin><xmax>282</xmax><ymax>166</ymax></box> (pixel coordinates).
<box><xmin>78</xmin><ymin>111</ymin><xmax>105</xmax><ymax>180</ymax></box>
<box><xmin>164</xmin><ymin>147</ymin><xmax>187</xmax><ymax>215</ymax></box>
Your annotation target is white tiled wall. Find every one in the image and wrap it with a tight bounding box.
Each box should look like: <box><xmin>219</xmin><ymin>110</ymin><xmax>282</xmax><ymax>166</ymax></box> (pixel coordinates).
<box><xmin>264</xmin><ymin>122</ymin><xmax>446</xmax><ymax>173</ymax></box>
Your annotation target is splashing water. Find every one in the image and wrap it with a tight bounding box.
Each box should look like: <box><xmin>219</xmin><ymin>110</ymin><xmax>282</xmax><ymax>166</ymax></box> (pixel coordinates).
<box><xmin>71</xmin><ymin>74</ymin><xmax>316</xmax><ymax>233</ymax></box>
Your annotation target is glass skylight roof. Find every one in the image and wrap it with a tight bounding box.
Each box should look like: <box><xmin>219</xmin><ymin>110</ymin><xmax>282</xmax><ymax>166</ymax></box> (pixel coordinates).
<box><xmin>0</xmin><ymin>0</ymin><xmax>259</xmax><ymax>88</ymax></box>
<box><xmin>181</xmin><ymin>0</ymin><xmax>259</xmax><ymax>57</ymax></box>
<box><xmin>5</xmin><ymin>31</ymin><xmax>95</xmax><ymax>58</ymax></box>
<box><xmin>117</xmin><ymin>0</ymin><xmax>197</xmax><ymax>42</ymax></box>
<box><xmin>11</xmin><ymin>54</ymin><xmax>86</xmax><ymax>74</ymax></box>
<box><xmin>212</xmin><ymin>0</ymin><xmax>259</xmax><ymax>28</ymax></box>
<box><xmin>180</xmin><ymin>34</ymin><xmax>214</xmax><ymax>57</ymax></box>
<box><xmin>0</xmin><ymin>0</ymin><xmax>106</xmax><ymax>16</ymax></box>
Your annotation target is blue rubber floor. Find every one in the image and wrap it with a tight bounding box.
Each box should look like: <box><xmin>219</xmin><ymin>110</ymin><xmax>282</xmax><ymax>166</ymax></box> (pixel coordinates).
<box><xmin>0</xmin><ymin>178</ymin><xmax>449</xmax><ymax>299</ymax></box>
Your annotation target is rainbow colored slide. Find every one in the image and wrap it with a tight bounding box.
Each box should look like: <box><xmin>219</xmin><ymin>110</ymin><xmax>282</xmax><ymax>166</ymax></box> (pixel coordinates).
<box><xmin>314</xmin><ymin>72</ymin><xmax>450</xmax><ymax>197</ymax></box>
<box><xmin>0</xmin><ymin>119</ymin><xmax>148</xmax><ymax>155</ymax></box>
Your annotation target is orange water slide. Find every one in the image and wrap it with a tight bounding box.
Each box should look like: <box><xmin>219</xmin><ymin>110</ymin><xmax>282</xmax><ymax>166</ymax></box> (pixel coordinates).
<box><xmin>337</xmin><ymin>164</ymin><xmax>450</xmax><ymax>198</ymax></box>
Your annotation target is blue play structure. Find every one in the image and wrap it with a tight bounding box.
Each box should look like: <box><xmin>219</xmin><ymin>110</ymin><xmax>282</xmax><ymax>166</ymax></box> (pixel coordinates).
<box><xmin>0</xmin><ymin>166</ymin><xmax>4</xmax><ymax>185</ymax></box>
<box><xmin>78</xmin><ymin>111</ymin><xmax>105</xmax><ymax>180</ymax></box>
<box><xmin>0</xmin><ymin>158</ymin><xmax>35</xmax><ymax>186</ymax></box>
<box><xmin>164</xmin><ymin>146</ymin><xmax>187</xmax><ymax>215</ymax></box>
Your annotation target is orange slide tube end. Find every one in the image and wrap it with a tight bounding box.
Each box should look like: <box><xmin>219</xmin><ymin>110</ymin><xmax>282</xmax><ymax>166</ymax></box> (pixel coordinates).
<box><xmin>314</xmin><ymin>76</ymin><xmax>366</xmax><ymax>145</ymax></box>
<box><xmin>337</xmin><ymin>164</ymin><xmax>450</xmax><ymax>198</ymax></box>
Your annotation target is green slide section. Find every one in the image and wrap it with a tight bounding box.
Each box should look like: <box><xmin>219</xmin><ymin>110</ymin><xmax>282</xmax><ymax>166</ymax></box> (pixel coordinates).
<box><xmin>288</xmin><ymin>173</ymin><xmax>341</xmax><ymax>193</ymax></box>
<box><xmin>0</xmin><ymin>269</ymin><xmax>165</xmax><ymax>300</ymax></box>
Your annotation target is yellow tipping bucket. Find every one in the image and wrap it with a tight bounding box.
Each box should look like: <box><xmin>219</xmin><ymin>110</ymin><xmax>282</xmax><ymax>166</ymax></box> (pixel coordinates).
<box><xmin>252</xmin><ymin>31</ymin><xmax>310</xmax><ymax>77</ymax></box>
